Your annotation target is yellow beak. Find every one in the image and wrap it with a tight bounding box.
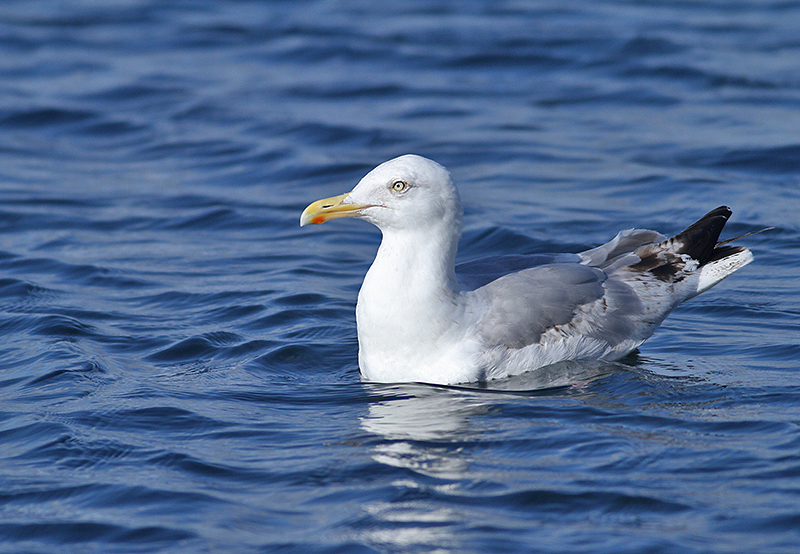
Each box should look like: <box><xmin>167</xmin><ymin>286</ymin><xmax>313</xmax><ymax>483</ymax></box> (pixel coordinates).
<box><xmin>300</xmin><ymin>193</ymin><xmax>370</xmax><ymax>226</ymax></box>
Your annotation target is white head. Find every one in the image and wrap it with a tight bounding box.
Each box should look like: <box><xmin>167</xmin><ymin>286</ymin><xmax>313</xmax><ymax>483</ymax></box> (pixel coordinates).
<box><xmin>300</xmin><ymin>154</ymin><xmax>463</xmax><ymax>235</ymax></box>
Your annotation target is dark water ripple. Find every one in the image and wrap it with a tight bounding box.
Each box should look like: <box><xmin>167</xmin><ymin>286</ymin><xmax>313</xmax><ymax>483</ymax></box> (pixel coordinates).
<box><xmin>1</xmin><ymin>0</ymin><xmax>799</xmax><ymax>553</ymax></box>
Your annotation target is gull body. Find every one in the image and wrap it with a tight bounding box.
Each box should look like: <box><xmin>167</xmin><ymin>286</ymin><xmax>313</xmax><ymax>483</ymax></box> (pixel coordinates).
<box><xmin>301</xmin><ymin>155</ymin><xmax>754</xmax><ymax>385</ymax></box>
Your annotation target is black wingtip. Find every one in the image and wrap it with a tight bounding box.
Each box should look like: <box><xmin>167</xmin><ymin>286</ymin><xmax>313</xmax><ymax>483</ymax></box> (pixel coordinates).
<box><xmin>673</xmin><ymin>206</ymin><xmax>732</xmax><ymax>265</ymax></box>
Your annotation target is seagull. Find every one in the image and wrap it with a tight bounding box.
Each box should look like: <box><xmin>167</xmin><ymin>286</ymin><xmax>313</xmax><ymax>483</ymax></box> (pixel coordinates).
<box><xmin>301</xmin><ymin>154</ymin><xmax>758</xmax><ymax>385</ymax></box>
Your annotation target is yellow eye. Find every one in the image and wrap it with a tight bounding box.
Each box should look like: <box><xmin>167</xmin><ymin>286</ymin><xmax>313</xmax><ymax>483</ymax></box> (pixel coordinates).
<box><xmin>391</xmin><ymin>180</ymin><xmax>408</xmax><ymax>193</ymax></box>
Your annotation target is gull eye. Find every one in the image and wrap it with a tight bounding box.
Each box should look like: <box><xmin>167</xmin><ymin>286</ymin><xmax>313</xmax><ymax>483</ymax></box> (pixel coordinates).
<box><xmin>391</xmin><ymin>180</ymin><xmax>409</xmax><ymax>193</ymax></box>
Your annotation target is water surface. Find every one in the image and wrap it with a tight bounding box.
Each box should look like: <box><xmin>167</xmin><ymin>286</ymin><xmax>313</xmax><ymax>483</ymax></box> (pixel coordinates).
<box><xmin>1</xmin><ymin>1</ymin><xmax>799</xmax><ymax>553</ymax></box>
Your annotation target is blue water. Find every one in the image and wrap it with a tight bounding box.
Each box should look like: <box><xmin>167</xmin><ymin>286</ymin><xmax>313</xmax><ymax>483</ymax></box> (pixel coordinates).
<box><xmin>1</xmin><ymin>1</ymin><xmax>799</xmax><ymax>552</ymax></box>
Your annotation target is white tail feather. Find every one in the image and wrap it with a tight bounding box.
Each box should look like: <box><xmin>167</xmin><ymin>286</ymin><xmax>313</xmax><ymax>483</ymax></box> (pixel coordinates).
<box><xmin>695</xmin><ymin>249</ymin><xmax>754</xmax><ymax>297</ymax></box>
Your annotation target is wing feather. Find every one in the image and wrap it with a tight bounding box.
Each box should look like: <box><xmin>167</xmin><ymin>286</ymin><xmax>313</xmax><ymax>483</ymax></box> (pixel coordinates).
<box><xmin>471</xmin><ymin>263</ymin><xmax>606</xmax><ymax>349</ymax></box>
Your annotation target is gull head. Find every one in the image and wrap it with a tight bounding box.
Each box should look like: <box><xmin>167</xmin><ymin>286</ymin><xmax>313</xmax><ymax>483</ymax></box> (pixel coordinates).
<box><xmin>300</xmin><ymin>154</ymin><xmax>463</xmax><ymax>233</ymax></box>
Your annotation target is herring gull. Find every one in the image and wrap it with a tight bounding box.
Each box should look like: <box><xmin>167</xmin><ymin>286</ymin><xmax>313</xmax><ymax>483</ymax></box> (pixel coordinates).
<box><xmin>301</xmin><ymin>154</ymin><xmax>758</xmax><ymax>385</ymax></box>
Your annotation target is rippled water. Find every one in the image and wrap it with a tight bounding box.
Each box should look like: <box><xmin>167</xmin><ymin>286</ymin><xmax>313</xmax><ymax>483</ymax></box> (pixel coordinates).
<box><xmin>1</xmin><ymin>1</ymin><xmax>799</xmax><ymax>553</ymax></box>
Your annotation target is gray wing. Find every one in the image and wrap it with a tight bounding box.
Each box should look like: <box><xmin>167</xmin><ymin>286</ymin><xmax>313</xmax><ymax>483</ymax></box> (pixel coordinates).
<box><xmin>465</xmin><ymin>217</ymin><xmax>742</xmax><ymax>354</ymax></box>
<box><xmin>471</xmin><ymin>263</ymin><xmax>608</xmax><ymax>349</ymax></box>
<box><xmin>467</xmin><ymin>229</ymin><xmax>664</xmax><ymax>351</ymax></box>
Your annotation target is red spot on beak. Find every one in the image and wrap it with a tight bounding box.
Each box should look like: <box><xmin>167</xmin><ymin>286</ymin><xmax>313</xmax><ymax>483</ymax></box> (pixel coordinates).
<box><xmin>312</xmin><ymin>215</ymin><xmax>326</xmax><ymax>225</ymax></box>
